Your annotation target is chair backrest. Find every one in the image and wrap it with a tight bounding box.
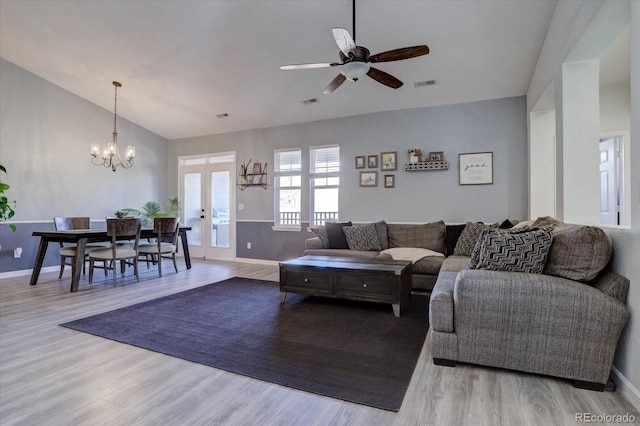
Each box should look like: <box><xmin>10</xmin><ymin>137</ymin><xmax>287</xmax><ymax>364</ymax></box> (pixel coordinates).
<box><xmin>106</xmin><ymin>217</ymin><xmax>142</xmax><ymax>248</ymax></box>
<box><xmin>54</xmin><ymin>217</ymin><xmax>91</xmax><ymax>231</ymax></box>
<box><xmin>154</xmin><ymin>217</ymin><xmax>180</xmax><ymax>245</ymax></box>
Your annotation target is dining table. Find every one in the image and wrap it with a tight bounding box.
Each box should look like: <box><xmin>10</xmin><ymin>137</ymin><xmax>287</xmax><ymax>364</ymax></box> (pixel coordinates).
<box><xmin>30</xmin><ymin>226</ymin><xmax>192</xmax><ymax>292</ymax></box>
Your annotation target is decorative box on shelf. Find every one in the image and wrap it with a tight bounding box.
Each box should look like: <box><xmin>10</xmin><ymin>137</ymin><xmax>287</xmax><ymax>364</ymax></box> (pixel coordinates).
<box><xmin>404</xmin><ymin>161</ymin><xmax>449</xmax><ymax>171</ymax></box>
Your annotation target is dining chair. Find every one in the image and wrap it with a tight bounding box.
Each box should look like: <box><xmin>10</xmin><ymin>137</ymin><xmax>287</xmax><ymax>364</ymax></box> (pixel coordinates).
<box><xmin>88</xmin><ymin>217</ymin><xmax>142</xmax><ymax>286</ymax></box>
<box><xmin>54</xmin><ymin>216</ymin><xmax>106</xmax><ymax>279</ymax></box>
<box><xmin>138</xmin><ymin>217</ymin><xmax>180</xmax><ymax>277</ymax></box>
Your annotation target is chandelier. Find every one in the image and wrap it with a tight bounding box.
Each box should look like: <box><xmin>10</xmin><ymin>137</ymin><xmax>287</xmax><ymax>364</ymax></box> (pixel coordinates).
<box><xmin>91</xmin><ymin>81</ymin><xmax>135</xmax><ymax>171</ymax></box>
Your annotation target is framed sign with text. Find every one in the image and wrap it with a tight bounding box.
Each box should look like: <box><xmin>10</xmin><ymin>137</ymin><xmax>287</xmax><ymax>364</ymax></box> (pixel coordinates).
<box><xmin>459</xmin><ymin>152</ymin><xmax>493</xmax><ymax>185</ymax></box>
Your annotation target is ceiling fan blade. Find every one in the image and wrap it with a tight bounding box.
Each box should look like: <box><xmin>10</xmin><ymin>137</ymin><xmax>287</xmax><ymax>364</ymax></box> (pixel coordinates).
<box><xmin>366</xmin><ymin>67</ymin><xmax>403</xmax><ymax>89</ymax></box>
<box><xmin>332</xmin><ymin>27</ymin><xmax>356</xmax><ymax>56</ymax></box>
<box><xmin>369</xmin><ymin>45</ymin><xmax>430</xmax><ymax>63</ymax></box>
<box><xmin>323</xmin><ymin>74</ymin><xmax>347</xmax><ymax>94</ymax></box>
<box><xmin>280</xmin><ymin>62</ymin><xmax>340</xmax><ymax>70</ymax></box>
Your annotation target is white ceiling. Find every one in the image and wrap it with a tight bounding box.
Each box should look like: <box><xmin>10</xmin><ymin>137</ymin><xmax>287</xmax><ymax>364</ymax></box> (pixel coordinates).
<box><xmin>0</xmin><ymin>0</ymin><xmax>558</xmax><ymax>140</ymax></box>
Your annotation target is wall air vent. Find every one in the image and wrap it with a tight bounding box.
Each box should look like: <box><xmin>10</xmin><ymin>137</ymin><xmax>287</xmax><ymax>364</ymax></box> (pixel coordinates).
<box><xmin>302</xmin><ymin>98</ymin><xmax>319</xmax><ymax>105</ymax></box>
<box><xmin>216</xmin><ymin>113</ymin><xmax>229</xmax><ymax>118</ymax></box>
<box><xmin>413</xmin><ymin>79</ymin><xmax>437</xmax><ymax>88</ymax></box>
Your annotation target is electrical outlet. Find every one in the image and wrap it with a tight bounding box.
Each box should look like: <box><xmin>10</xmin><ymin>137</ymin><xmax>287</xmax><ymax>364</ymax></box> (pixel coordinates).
<box><xmin>247</xmin><ymin>242</ymin><xmax>252</xmax><ymax>249</ymax></box>
<box><xmin>14</xmin><ymin>247</ymin><xmax>22</xmax><ymax>258</ymax></box>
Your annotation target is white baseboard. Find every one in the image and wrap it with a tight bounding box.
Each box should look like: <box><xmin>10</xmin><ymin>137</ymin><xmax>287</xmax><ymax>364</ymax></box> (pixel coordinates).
<box><xmin>612</xmin><ymin>366</ymin><xmax>640</xmax><ymax>410</ymax></box>
<box><xmin>0</xmin><ymin>266</ymin><xmax>58</xmax><ymax>280</ymax></box>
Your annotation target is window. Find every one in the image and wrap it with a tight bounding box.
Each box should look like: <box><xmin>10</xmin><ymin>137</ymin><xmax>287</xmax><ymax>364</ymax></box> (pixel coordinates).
<box><xmin>274</xmin><ymin>149</ymin><xmax>302</xmax><ymax>228</ymax></box>
<box><xmin>310</xmin><ymin>145</ymin><xmax>340</xmax><ymax>226</ymax></box>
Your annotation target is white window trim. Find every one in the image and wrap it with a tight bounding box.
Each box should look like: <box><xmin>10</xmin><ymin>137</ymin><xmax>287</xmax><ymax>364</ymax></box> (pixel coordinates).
<box><xmin>274</xmin><ymin>148</ymin><xmax>302</xmax><ymax>230</ymax></box>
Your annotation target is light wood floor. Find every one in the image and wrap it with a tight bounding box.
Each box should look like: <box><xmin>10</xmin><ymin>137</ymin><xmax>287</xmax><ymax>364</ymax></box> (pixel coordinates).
<box><xmin>1</xmin><ymin>260</ymin><xmax>638</xmax><ymax>426</ymax></box>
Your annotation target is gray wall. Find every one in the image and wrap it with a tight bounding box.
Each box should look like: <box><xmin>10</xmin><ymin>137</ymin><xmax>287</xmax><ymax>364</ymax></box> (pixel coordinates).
<box><xmin>0</xmin><ymin>59</ymin><xmax>170</xmax><ymax>273</ymax></box>
<box><xmin>527</xmin><ymin>0</ymin><xmax>639</xmax><ymax>404</ymax></box>
<box><xmin>169</xmin><ymin>96</ymin><xmax>528</xmax><ymax>260</ymax></box>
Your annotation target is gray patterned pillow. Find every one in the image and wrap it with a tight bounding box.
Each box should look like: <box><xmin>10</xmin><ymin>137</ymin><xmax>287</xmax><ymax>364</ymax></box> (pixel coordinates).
<box><xmin>343</xmin><ymin>224</ymin><xmax>382</xmax><ymax>251</ymax></box>
<box><xmin>473</xmin><ymin>227</ymin><xmax>554</xmax><ymax>274</ymax></box>
<box><xmin>309</xmin><ymin>226</ymin><xmax>329</xmax><ymax>248</ymax></box>
<box><xmin>453</xmin><ymin>222</ymin><xmax>496</xmax><ymax>256</ymax></box>
<box><xmin>468</xmin><ymin>226</ymin><xmax>533</xmax><ymax>269</ymax></box>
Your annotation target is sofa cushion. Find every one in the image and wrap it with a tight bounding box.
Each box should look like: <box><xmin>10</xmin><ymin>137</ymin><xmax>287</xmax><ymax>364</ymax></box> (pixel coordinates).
<box><xmin>325</xmin><ymin>221</ymin><xmax>352</xmax><ymax>249</ymax></box>
<box><xmin>387</xmin><ymin>221</ymin><xmax>446</xmax><ymax>253</ymax></box>
<box><xmin>445</xmin><ymin>224</ymin><xmax>466</xmax><ymax>256</ymax></box>
<box><xmin>373</xmin><ymin>220</ymin><xmax>389</xmax><ymax>250</ymax></box>
<box><xmin>343</xmin><ymin>224</ymin><xmax>381</xmax><ymax>251</ymax></box>
<box><xmin>532</xmin><ymin>217</ymin><xmax>612</xmax><ymax>282</ymax></box>
<box><xmin>309</xmin><ymin>226</ymin><xmax>329</xmax><ymax>248</ymax></box>
<box><xmin>471</xmin><ymin>227</ymin><xmax>554</xmax><ymax>274</ymax></box>
<box><xmin>453</xmin><ymin>222</ymin><xmax>496</xmax><ymax>256</ymax></box>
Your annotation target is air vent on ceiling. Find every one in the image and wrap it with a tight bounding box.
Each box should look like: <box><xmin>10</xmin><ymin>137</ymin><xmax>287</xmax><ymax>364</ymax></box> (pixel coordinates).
<box><xmin>302</xmin><ymin>98</ymin><xmax>319</xmax><ymax>105</ymax></box>
<box><xmin>413</xmin><ymin>79</ymin><xmax>437</xmax><ymax>88</ymax></box>
<box><xmin>216</xmin><ymin>113</ymin><xmax>229</xmax><ymax>118</ymax></box>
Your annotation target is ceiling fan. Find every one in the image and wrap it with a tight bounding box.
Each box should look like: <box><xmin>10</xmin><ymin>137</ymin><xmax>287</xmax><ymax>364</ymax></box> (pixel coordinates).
<box><xmin>280</xmin><ymin>0</ymin><xmax>429</xmax><ymax>94</ymax></box>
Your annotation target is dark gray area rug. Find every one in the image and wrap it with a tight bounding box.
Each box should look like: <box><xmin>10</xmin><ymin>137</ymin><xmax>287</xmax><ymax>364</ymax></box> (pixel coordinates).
<box><xmin>60</xmin><ymin>277</ymin><xmax>429</xmax><ymax>411</ymax></box>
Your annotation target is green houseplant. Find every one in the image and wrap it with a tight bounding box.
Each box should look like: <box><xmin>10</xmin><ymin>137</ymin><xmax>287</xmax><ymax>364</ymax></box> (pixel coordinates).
<box><xmin>0</xmin><ymin>164</ymin><xmax>17</xmax><ymax>232</ymax></box>
<box><xmin>239</xmin><ymin>159</ymin><xmax>252</xmax><ymax>184</ymax></box>
<box><xmin>120</xmin><ymin>197</ymin><xmax>180</xmax><ymax>227</ymax></box>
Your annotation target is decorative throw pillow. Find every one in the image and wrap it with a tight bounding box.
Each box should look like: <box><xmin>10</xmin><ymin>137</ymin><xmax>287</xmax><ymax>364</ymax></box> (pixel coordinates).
<box><xmin>343</xmin><ymin>224</ymin><xmax>382</xmax><ymax>251</ymax></box>
<box><xmin>325</xmin><ymin>221</ymin><xmax>352</xmax><ymax>249</ymax></box>
<box><xmin>309</xmin><ymin>226</ymin><xmax>329</xmax><ymax>248</ymax></box>
<box><xmin>467</xmin><ymin>226</ymin><xmax>533</xmax><ymax>269</ymax></box>
<box><xmin>387</xmin><ymin>221</ymin><xmax>446</xmax><ymax>253</ymax></box>
<box><xmin>373</xmin><ymin>220</ymin><xmax>389</xmax><ymax>250</ymax></box>
<box><xmin>445</xmin><ymin>224</ymin><xmax>467</xmax><ymax>256</ymax></box>
<box><xmin>452</xmin><ymin>222</ymin><xmax>496</xmax><ymax>256</ymax></box>
<box><xmin>473</xmin><ymin>227</ymin><xmax>554</xmax><ymax>274</ymax></box>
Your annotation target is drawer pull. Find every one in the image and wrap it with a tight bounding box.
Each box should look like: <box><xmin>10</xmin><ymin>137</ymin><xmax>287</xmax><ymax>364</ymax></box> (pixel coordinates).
<box><xmin>304</xmin><ymin>278</ymin><xmax>309</xmax><ymax>283</ymax></box>
<box><xmin>362</xmin><ymin>283</ymin><xmax>368</xmax><ymax>288</ymax></box>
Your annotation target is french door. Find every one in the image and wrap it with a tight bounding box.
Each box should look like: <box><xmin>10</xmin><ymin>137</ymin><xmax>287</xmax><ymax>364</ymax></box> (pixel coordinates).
<box><xmin>179</xmin><ymin>153</ymin><xmax>236</xmax><ymax>261</ymax></box>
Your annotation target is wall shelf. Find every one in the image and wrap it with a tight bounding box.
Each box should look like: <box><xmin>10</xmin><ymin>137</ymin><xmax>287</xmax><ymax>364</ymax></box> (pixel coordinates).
<box><xmin>238</xmin><ymin>173</ymin><xmax>268</xmax><ymax>190</ymax></box>
<box><xmin>404</xmin><ymin>161</ymin><xmax>449</xmax><ymax>171</ymax></box>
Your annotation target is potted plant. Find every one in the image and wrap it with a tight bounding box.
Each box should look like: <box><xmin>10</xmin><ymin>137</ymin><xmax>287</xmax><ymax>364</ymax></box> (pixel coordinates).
<box><xmin>0</xmin><ymin>164</ymin><xmax>17</xmax><ymax>232</ymax></box>
<box><xmin>239</xmin><ymin>159</ymin><xmax>252</xmax><ymax>185</ymax></box>
<box><xmin>119</xmin><ymin>198</ymin><xmax>181</xmax><ymax>227</ymax></box>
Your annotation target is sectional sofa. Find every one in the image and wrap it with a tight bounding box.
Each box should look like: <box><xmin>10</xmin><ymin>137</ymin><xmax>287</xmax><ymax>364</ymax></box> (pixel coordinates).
<box><xmin>303</xmin><ymin>217</ymin><xmax>630</xmax><ymax>390</ymax></box>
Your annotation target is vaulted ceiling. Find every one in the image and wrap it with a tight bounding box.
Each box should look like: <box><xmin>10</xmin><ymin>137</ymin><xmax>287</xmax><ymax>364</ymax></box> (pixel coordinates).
<box><xmin>0</xmin><ymin>0</ymin><xmax>558</xmax><ymax>139</ymax></box>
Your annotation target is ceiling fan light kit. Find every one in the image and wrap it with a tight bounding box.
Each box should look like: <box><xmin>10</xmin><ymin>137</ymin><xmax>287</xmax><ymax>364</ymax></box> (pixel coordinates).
<box><xmin>280</xmin><ymin>0</ymin><xmax>429</xmax><ymax>94</ymax></box>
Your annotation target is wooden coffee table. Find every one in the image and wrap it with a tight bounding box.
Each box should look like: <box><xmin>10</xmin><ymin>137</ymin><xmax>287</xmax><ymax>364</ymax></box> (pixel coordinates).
<box><xmin>279</xmin><ymin>255</ymin><xmax>412</xmax><ymax>317</ymax></box>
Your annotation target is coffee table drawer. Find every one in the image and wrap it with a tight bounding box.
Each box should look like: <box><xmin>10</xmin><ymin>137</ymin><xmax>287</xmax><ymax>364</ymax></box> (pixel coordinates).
<box><xmin>336</xmin><ymin>272</ymin><xmax>396</xmax><ymax>300</ymax></box>
<box><xmin>281</xmin><ymin>267</ymin><xmax>333</xmax><ymax>295</ymax></box>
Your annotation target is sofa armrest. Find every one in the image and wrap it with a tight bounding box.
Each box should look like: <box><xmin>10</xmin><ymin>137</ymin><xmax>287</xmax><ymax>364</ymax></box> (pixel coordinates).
<box><xmin>453</xmin><ymin>269</ymin><xmax>629</xmax><ymax>384</ymax></box>
<box><xmin>305</xmin><ymin>237</ymin><xmax>324</xmax><ymax>250</ymax></box>
<box><xmin>590</xmin><ymin>270</ymin><xmax>630</xmax><ymax>304</ymax></box>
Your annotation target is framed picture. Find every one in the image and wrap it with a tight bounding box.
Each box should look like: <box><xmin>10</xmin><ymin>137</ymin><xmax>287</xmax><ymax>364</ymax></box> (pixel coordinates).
<box><xmin>381</xmin><ymin>151</ymin><xmax>397</xmax><ymax>171</ymax></box>
<box><xmin>252</xmin><ymin>162</ymin><xmax>262</xmax><ymax>174</ymax></box>
<box><xmin>355</xmin><ymin>156</ymin><xmax>365</xmax><ymax>169</ymax></box>
<box><xmin>459</xmin><ymin>152</ymin><xmax>493</xmax><ymax>185</ymax></box>
<box><xmin>429</xmin><ymin>151</ymin><xmax>444</xmax><ymax>162</ymax></box>
<box><xmin>384</xmin><ymin>174</ymin><xmax>395</xmax><ymax>188</ymax></box>
<box><xmin>367</xmin><ymin>155</ymin><xmax>378</xmax><ymax>168</ymax></box>
<box><xmin>359</xmin><ymin>171</ymin><xmax>378</xmax><ymax>187</ymax></box>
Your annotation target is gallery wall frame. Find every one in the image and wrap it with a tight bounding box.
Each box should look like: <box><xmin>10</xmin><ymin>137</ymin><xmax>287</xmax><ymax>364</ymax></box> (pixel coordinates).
<box><xmin>381</xmin><ymin>151</ymin><xmax>397</xmax><ymax>171</ymax></box>
<box><xmin>359</xmin><ymin>171</ymin><xmax>378</xmax><ymax>187</ymax></box>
